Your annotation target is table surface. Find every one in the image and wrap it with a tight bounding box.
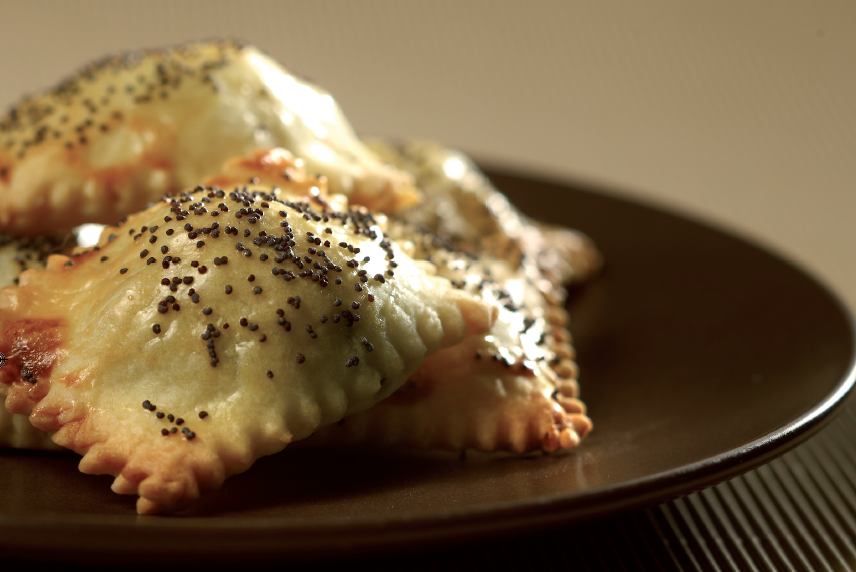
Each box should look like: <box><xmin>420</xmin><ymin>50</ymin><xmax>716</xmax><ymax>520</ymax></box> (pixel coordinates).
<box><xmin>2</xmin><ymin>2</ymin><xmax>855</xmax><ymax>570</ymax></box>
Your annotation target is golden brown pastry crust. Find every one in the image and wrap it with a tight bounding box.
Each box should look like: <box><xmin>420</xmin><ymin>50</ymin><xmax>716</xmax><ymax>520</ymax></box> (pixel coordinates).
<box><xmin>0</xmin><ymin>41</ymin><xmax>417</xmax><ymax>236</ymax></box>
<box><xmin>1</xmin><ymin>143</ymin><xmax>598</xmax><ymax>460</ymax></box>
<box><xmin>309</xmin><ymin>239</ymin><xmax>591</xmax><ymax>453</ymax></box>
<box><xmin>0</xmin><ymin>175</ymin><xmax>494</xmax><ymax>513</ymax></box>
<box><xmin>307</xmin><ymin>142</ymin><xmax>597</xmax><ymax>454</ymax></box>
<box><xmin>0</xmin><ymin>234</ymin><xmax>72</xmax><ymax>450</ymax></box>
<box><xmin>196</xmin><ymin>146</ymin><xmax>595</xmax><ymax>456</ymax></box>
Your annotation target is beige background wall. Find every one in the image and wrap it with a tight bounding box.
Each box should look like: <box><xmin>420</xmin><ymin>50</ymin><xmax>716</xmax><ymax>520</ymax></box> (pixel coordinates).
<box><xmin>2</xmin><ymin>0</ymin><xmax>854</xmax><ymax>307</ymax></box>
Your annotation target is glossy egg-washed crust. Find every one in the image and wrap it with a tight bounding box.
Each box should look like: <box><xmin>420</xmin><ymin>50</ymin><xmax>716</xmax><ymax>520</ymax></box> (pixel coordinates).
<box><xmin>0</xmin><ymin>40</ymin><xmax>418</xmax><ymax>236</ymax></box>
<box><xmin>307</xmin><ymin>141</ymin><xmax>596</xmax><ymax>452</ymax></box>
<box><xmin>0</xmin><ymin>172</ymin><xmax>495</xmax><ymax>513</ymax></box>
<box><xmin>198</xmin><ymin>148</ymin><xmax>587</xmax><ymax>453</ymax></box>
<box><xmin>308</xmin><ymin>223</ymin><xmax>592</xmax><ymax>453</ymax></box>
<box><xmin>0</xmin><ymin>36</ymin><xmax>601</xmax><ymax>505</ymax></box>
<box><xmin>1</xmin><ymin>140</ymin><xmax>599</xmax><ymax>458</ymax></box>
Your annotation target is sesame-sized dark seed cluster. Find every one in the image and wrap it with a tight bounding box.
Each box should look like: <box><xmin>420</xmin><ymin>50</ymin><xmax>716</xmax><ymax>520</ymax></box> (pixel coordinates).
<box><xmin>36</xmin><ymin>182</ymin><xmax>402</xmax><ymax>441</ymax></box>
<box><xmin>20</xmin><ymin>367</ymin><xmax>37</xmax><ymax>384</ymax></box>
<box><xmin>142</xmin><ymin>399</ymin><xmax>208</xmax><ymax>439</ymax></box>
<box><xmin>0</xmin><ymin>40</ymin><xmax>246</xmax><ymax>165</ymax></box>
<box><xmin>200</xmin><ymin>323</ymin><xmax>222</xmax><ymax>366</ymax></box>
<box><xmin>98</xmin><ymin>183</ymin><xmax>397</xmax><ymax>383</ymax></box>
<box><xmin>387</xmin><ymin>221</ymin><xmax>556</xmax><ymax>373</ymax></box>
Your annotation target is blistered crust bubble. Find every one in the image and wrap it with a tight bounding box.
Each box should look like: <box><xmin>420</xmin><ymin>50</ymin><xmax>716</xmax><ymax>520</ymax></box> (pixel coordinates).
<box><xmin>0</xmin><ymin>179</ymin><xmax>492</xmax><ymax>513</ymax></box>
<box><xmin>0</xmin><ymin>40</ymin><xmax>418</xmax><ymax>236</ymax></box>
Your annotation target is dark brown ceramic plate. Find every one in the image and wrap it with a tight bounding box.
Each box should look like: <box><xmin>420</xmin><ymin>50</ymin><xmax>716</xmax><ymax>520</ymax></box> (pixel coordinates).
<box><xmin>1</xmin><ymin>168</ymin><xmax>854</xmax><ymax>564</ymax></box>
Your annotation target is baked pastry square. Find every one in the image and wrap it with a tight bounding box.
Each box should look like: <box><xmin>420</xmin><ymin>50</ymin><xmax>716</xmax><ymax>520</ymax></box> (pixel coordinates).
<box><xmin>310</xmin><ymin>235</ymin><xmax>591</xmax><ymax>453</ymax></box>
<box><xmin>200</xmin><ymin>146</ymin><xmax>594</xmax><ymax>452</ymax></box>
<box><xmin>0</xmin><ymin>41</ymin><xmax>417</xmax><ymax>236</ymax></box>
<box><xmin>0</xmin><ymin>177</ymin><xmax>494</xmax><ymax>513</ymax></box>
<box><xmin>308</xmin><ymin>141</ymin><xmax>598</xmax><ymax>453</ymax></box>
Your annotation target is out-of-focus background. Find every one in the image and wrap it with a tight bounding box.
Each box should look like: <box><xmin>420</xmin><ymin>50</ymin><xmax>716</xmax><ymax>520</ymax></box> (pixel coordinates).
<box><xmin>2</xmin><ymin>0</ymin><xmax>854</xmax><ymax>307</ymax></box>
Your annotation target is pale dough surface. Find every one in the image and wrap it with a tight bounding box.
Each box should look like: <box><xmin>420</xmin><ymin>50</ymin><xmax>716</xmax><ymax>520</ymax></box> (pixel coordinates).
<box><xmin>0</xmin><ymin>41</ymin><xmax>418</xmax><ymax>236</ymax></box>
<box><xmin>309</xmin><ymin>248</ymin><xmax>591</xmax><ymax>453</ymax></box>
<box><xmin>309</xmin><ymin>142</ymin><xmax>597</xmax><ymax>453</ymax></box>
<box><xmin>1</xmin><ymin>143</ymin><xmax>599</xmax><ymax>459</ymax></box>
<box><xmin>0</xmin><ymin>168</ymin><xmax>493</xmax><ymax>513</ymax></box>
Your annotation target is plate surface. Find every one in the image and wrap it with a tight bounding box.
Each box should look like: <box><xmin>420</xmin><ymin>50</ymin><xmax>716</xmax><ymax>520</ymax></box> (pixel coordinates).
<box><xmin>2</xmin><ymin>169</ymin><xmax>854</xmax><ymax>563</ymax></box>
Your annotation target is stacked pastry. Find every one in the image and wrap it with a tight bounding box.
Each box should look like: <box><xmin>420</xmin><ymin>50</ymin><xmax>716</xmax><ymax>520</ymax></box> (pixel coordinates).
<box><xmin>0</xmin><ymin>41</ymin><xmax>599</xmax><ymax>513</ymax></box>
